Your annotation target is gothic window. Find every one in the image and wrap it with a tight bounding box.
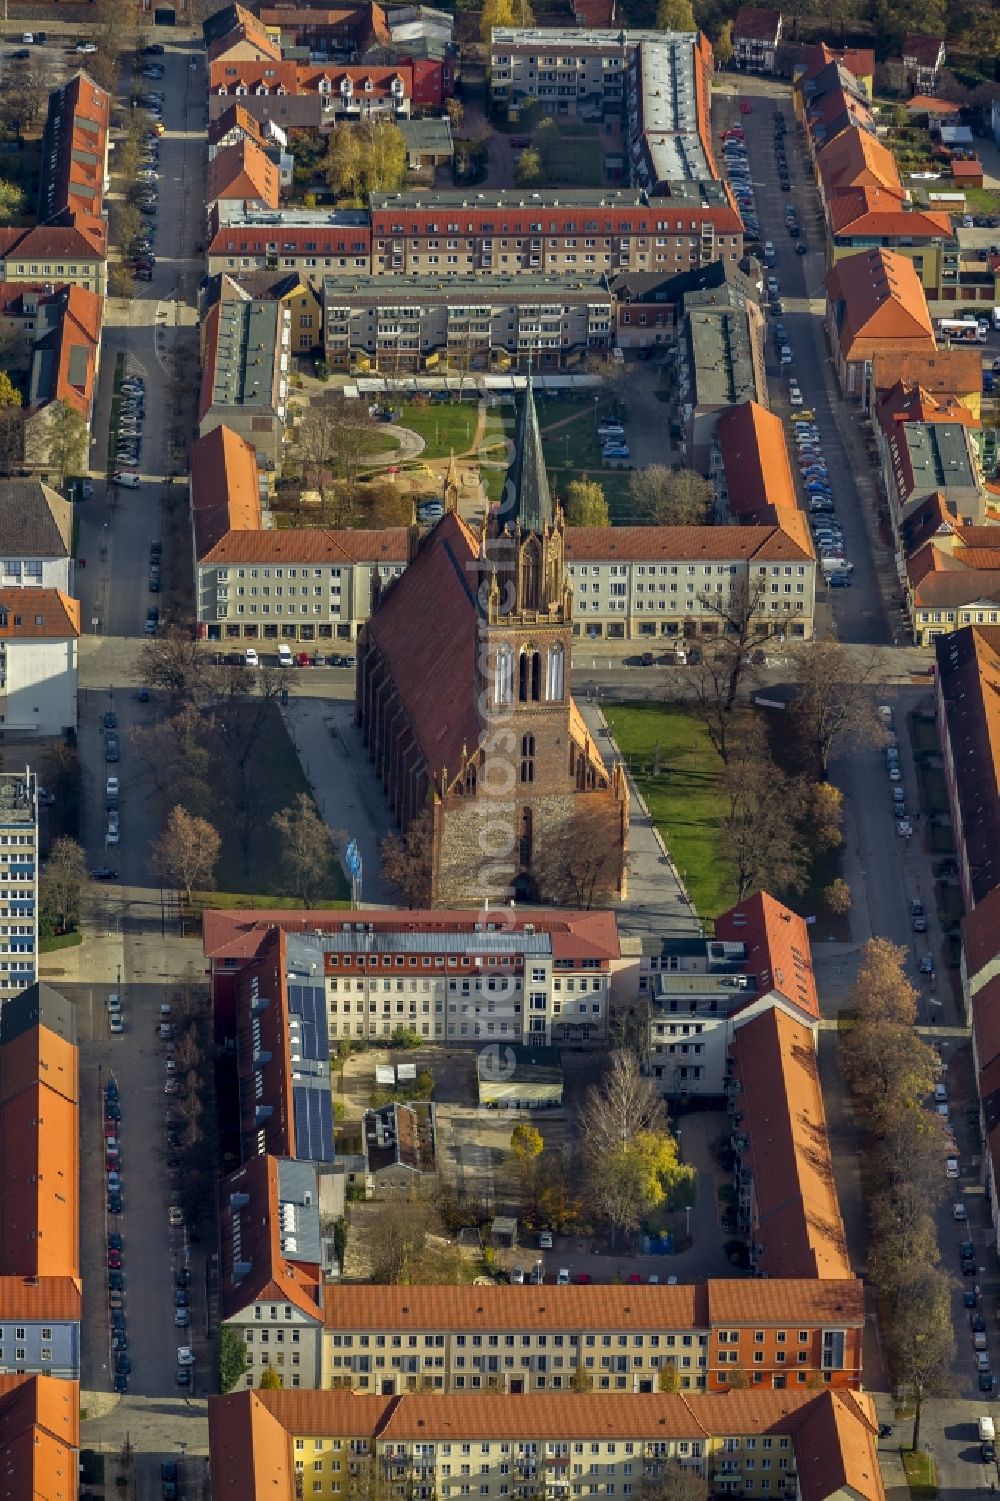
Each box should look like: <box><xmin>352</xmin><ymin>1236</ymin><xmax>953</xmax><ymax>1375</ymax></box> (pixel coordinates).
<box><xmin>546</xmin><ymin>642</ymin><xmax>565</xmax><ymax>701</ymax></box>
<box><xmin>521</xmin><ymin>540</ymin><xmax>541</xmax><ymax>610</ymax></box>
<box><xmin>518</xmin><ymin>648</ymin><xmax>541</xmax><ymax>703</ymax></box>
<box><xmin>520</xmin><ymin>734</ymin><xmax>535</xmax><ymax>784</ymax></box>
<box><xmin>495</xmin><ymin>645</ymin><xmax>513</xmax><ymax>707</ymax></box>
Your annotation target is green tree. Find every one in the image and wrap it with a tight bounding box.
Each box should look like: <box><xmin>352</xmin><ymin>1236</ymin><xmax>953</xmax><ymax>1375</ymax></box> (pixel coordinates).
<box><xmin>658</xmin><ymin>1360</ymin><xmax>681</xmax><ymax>1393</ymax></box>
<box><xmin>218</xmin><ymin>1326</ymin><xmax>248</xmax><ymax>1393</ymax></box>
<box><xmin>564</xmin><ymin>479</ymin><xmax>609</xmax><ymax>526</ymax></box>
<box><xmin>108</xmin><ymin>264</ymin><xmax>136</xmax><ymax>305</ymax></box>
<box><xmin>257</xmin><ymin>1364</ymin><xmax>283</xmax><ymax>1390</ymax></box>
<box><xmin>590</xmin><ymin>1130</ymin><xmax>696</xmax><ymax>1244</ymax></box>
<box><xmin>0</xmin><ymin>180</ymin><xmax>24</xmax><ymax>227</ymax></box>
<box><xmin>510</xmin><ymin>1122</ymin><xmax>544</xmax><ymax>1201</ymax></box>
<box><xmin>34</xmin><ymin>400</ymin><xmax>89</xmax><ymax>486</ymax></box>
<box><xmin>0</xmin><ymin>372</ymin><xmax>21</xmax><ymax>410</ymax></box>
<box><xmin>38</xmin><ymin>838</ymin><xmax>88</xmax><ymax>937</ymax></box>
<box><xmin>713</xmin><ymin>19</ymin><xmax>734</xmax><ymax>65</ymax></box>
<box><xmin>515</xmin><ymin>147</ymin><xmax>543</xmax><ymax>185</ymax></box>
<box><xmin>656</xmin><ymin>0</ymin><xmax>696</xmax><ymax>26</ymax></box>
<box><xmin>272</xmin><ymin>791</ymin><xmax>336</xmax><ymax>906</ymax></box>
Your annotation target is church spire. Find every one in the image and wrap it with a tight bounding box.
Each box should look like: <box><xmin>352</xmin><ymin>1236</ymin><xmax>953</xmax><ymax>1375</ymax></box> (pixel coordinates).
<box><xmin>505</xmin><ymin>365</ymin><xmax>553</xmax><ymax>536</ymax></box>
<box><xmin>444</xmin><ymin>449</ymin><xmax>460</xmax><ymax>513</ymax></box>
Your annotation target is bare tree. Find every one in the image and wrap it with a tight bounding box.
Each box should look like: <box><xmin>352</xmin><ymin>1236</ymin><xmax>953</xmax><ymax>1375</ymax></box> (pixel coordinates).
<box><xmin>578</xmin><ymin>1050</ymin><xmax>667</xmax><ymax>1166</ymax></box>
<box><xmin>718</xmin><ymin>727</ymin><xmax>809</xmax><ymax>900</ymax></box>
<box><xmin>380</xmin><ymin>809</ymin><xmax>433</xmax><ymax>907</ymax></box>
<box><xmin>272</xmin><ymin>792</ymin><xmax>337</xmax><ymax>906</ymax></box>
<box><xmin>889</xmin><ymin>1264</ymin><xmax>954</xmax><ymax>1453</ymax></box>
<box><xmin>39</xmin><ymin>837</ymin><xmax>88</xmax><ymax>936</ymax></box>
<box><xmin>213</xmin><ymin>670</ymin><xmax>284</xmax><ymax>876</ymax></box>
<box><xmin>295</xmin><ymin>393</ymin><xmax>377</xmax><ymax>497</ymax></box>
<box><xmin>627</xmin><ymin>466</ymin><xmax>714</xmax><ymax>526</ymax></box>
<box><xmin>152</xmin><ymin>806</ymin><xmax>222</xmax><ymax>905</ymax></box>
<box><xmin>534</xmin><ymin>803</ymin><xmax>624</xmax><ymax>908</ymax></box>
<box><xmin>789</xmin><ymin>641</ymin><xmax>887</xmax><ymax>776</ymax></box>
<box><xmin>641</xmin><ymin>1463</ymin><xmax>710</xmax><ymax>1501</ymax></box>
<box><xmin>138</xmin><ymin>628</ymin><xmax>215</xmax><ymax>711</ymax></box>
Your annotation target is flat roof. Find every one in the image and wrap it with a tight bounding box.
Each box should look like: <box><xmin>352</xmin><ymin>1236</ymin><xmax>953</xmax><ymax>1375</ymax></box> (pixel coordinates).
<box><xmin>903</xmin><ymin>421</ymin><xmax>977</xmax><ymax>491</ymax></box>
<box><xmin>215</xmin><ymin>202</ymin><xmax>370</xmax><ymax>227</ymax></box>
<box><xmin>688</xmin><ymin>307</ymin><xmax>757</xmax><ymax>408</ymax></box>
<box><xmin>211</xmin><ymin>300</ymin><xmax>282</xmax><ymax>411</ymax></box>
<box><xmin>0</xmin><ymin>772</ymin><xmax>36</xmax><ymax>826</ymax></box>
<box><xmin>630</xmin><ymin>37</ymin><xmax>710</xmax><ymax>184</ymax></box>
<box><xmin>323</xmin><ymin>272</ymin><xmax>610</xmax><ymax>305</ymax></box>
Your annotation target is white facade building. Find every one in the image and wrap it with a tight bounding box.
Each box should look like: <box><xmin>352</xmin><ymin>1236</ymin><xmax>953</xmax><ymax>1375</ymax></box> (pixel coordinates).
<box><xmin>0</xmin><ymin>591</ymin><xmax>80</xmax><ymax>735</ymax></box>
<box><xmin>0</xmin><ymin>771</ymin><xmax>38</xmax><ymax>1003</ymax></box>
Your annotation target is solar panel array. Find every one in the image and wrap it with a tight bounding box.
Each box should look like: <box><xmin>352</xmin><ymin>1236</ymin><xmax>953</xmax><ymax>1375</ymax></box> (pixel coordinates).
<box><xmin>293</xmin><ymin>1084</ymin><xmax>335</xmax><ymax>1163</ymax></box>
<box><xmin>288</xmin><ymin>983</ymin><xmax>329</xmax><ymax>1061</ymax></box>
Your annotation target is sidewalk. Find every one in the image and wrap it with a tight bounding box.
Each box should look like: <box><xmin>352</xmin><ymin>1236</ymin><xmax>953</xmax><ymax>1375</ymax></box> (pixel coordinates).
<box><xmin>280</xmin><ymin>695</ymin><xmax>397</xmax><ymax>905</ymax></box>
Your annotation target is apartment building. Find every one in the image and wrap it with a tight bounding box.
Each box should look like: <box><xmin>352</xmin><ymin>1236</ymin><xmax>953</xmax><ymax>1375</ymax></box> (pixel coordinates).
<box><xmin>0</xmin><ymin>775</ymin><xmax>38</xmax><ymax>1003</ymax></box>
<box><xmin>24</xmin><ymin>284</ymin><xmax>102</xmax><ymax>479</ymax></box>
<box><xmin>489</xmin><ymin>26</ymin><xmax>640</xmax><ymax>118</ymax></box>
<box><xmin>874</xmin><ymin>382</ymin><xmax>984</xmax><ymax>560</ymax></box>
<box><xmin>204</xmin><ymin>907</ymin><xmax>624</xmax><ymax>1052</ymax></box>
<box><xmin>715</xmin><ymin>401</ymin><xmax>799</xmax><ymax>525</ymax></box>
<box><xmin>647</xmin><ymin>892</ymin><xmax>819</xmax><ymax>1099</ymax></box>
<box><xmin>0</xmin><ymin>1374</ymin><xmax>79</xmax><ymax>1500</ymax></box>
<box><xmin>0</xmin><ymin>481</ymin><xmax>73</xmax><ymax>594</ymax></box>
<box><xmin>223</xmin><ymin>1270</ymin><xmax>862</xmax><ymax>1394</ymax></box>
<box><xmin>0</xmin><ymin>590</ymin><xmax>80</xmax><ymax>735</ymax></box>
<box><xmin>680</xmin><ymin>293</ymin><xmax>767</xmax><ymax>471</ymax></box>
<box><xmin>322</xmin><ymin>273</ymin><xmax>613</xmax><ymax>373</ymax></box>
<box><xmin>627</xmin><ymin>34</ymin><xmax>717</xmax><ymax>195</ymax></box>
<box><xmin>210</xmin><ymin>1386</ymin><xmax>884</xmax><ymax>1501</ymax></box>
<box><xmin>198</xmin><ymin>297</ymin><xmax>291</xmax><ymax>471</ymax></box>
<box><xmin>825</xmin><ymin>248</ymin><xmax>937</xmax><ymax>401</ymax></box>
<box><xmin>732</xmin><ymin>7</ymin><xmax>782</xmax><ymax>72</ymax></box>
<box><xmin>0</xmin><ymin>982</ymin><xmax>80</xmax><ymax>1378</ymax></box>
<box><xmin>563</xmin><ymin>521</ymin><xmax>816</xmax><ymax>641</ymax></box>
<box><xmin>209</xmin><ymin>58</ymin><xmax>417</xmax><ymax>119</ymax></box>
<box><xmin>934</xmin><ymin>625</ymin><xmax>1000</xmax><ymax>912</ymax></box>
<box><xmin>206</xmin><ymin>139</ymin><xmax>281</xmax><ymax>213</ymax></box>
<box><xmin>207</xmin><ymin>204</ymin><xmax>373</xmax><ymax>288</ymax></box>
<box><xmin>189</xmin><ymin>425</ymin><xmax>409</xmax><ymax>643</ymax></box>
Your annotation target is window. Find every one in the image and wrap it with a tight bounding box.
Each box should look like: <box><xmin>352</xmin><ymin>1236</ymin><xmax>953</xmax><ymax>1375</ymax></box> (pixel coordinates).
<box><xmin>519</xmin><ymin>648</ymin><xmax>541</xmax><ymax>702</ymax></box>
<box><xmin>520</xmin><ymin>734</ymin><xmax>535</xmax><ymax>784</ymax></box>
<box><xmin>495</xmin><ymin>645</ymin><xmax>513</xmax><ymax>706</ymax></box>
<box><xmin>546</xmin><ymin>642</ymin><xmax>565</xmax><ymax>701</ymax></box>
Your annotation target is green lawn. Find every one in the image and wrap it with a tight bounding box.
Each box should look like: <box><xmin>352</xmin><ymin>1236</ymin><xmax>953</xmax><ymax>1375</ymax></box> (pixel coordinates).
<box><xmin>901</xmin><ymin>1449</ymin><xmax>937</xmax><ymax>1501</ymax></box>
<box><xmin>960</xmin><ymin>186</ymin><xmax>1000</xmax><ymax>213</ymax></box>
<box><xmin>361</xmin><ymin>430</ymin><xmax>400</xmax><ymax>457</ymax></box>
<box><xmin>908</xmin><ymin>713</ymin><xmax>939</xmax><ymax>758</ymax></box>
<box><xmin>535</xmin><ymin>123</ymin><xmax>604</xmax><ymax>186</ymax></box>
<box><xmin>917</xmin><ymin>764</ymin><xmax>949</xmax><ymax>816</ymax></box>
<box><xmin>39</xmin><ymin>930</ymin><xmax>83</xmax><ymax>955</ymax></box>
<box><xmin>398</xmin><ymin>400</ymin><xmax>479</xmax><ymax>458</ymax></box>
<box><xmin>603</xmin><ymin>703</ymin><xmax>737</xmax><ymax>920</ymax></box>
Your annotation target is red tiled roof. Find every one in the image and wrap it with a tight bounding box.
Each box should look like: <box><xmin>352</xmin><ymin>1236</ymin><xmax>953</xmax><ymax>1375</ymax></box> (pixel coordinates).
<box><xmin>906</xmin><ymin>94</ymin><xmax>960</xmax><ymax>114</ymax></box>
<box><xmin>826</xmin><ymin>248</ymin><xmax>936</xmax><ymax>361</ymax></box>
<box><xmin>872</xmin><ymin>347</ymin><xmax>983</xmax><ymax>401</ymax></box>
<box><xmin>733</xmin><ymin>6</ymin><xmax>781</xmax><ymax>40</ymax></box>
<box><xmin>201</xmin><ymin>527</ymin><xmax>410</xmax><ymax>565</ymax></box>
<box><xmin>715</xmin><ymin>890</ymin><xmax>820</xmax><ymax>1020</ymax></box>
<box><xmin>564</xmin><ymin>524</ymin><xmax>813</xmax><ymax>563</ymax></box>
<box><xmin>0</xmin><ymin>589</ymin><xmax>80</xmax><ymax>639</ymax></box>
<box><xmin>715</xmin><ymin>401</ymin><xmax>798</xmax><ymax>522</ymax></box>
<box><xmin>3</xmin><ymin>223</ymin><xmax>105</xmax><ymax>262</ymax></box>
<box><xmin>210</xmin><ymin>58</ymin><xmax>411</xmax><ymax>98</ymax></box>
<box><xmin>190</xmin><ymin>424</ymin><xmax>262</xmax><ymax>557</ymax></box>
<box><xmin>818</xmin><ymin>128</ymin><xmax>901</xmax><ymax>196</ymax></box>
<box><xmin>973</xmin><ymin>974</ymin><xmax>1000</xmax><ymax>1072</ymax></box>
<box><xmin>730</xmin><ymin>1009</ymin><xmax>851</xmax><ymax>1280</ymax></box>
<box><xmin>827</xmin><ymin>187</ymin><xmax>952</xmax><ymax>240</ymax></box>
<box><xmin>963</xmin><ymin>885</ymin><xmax>1000</xmax><ymax>984</ymax></box>
<box><xmin>209</xmin><ymin>1390</ymin><xmax>294</xmax><ymax>1500</ymax></box>
<box><xmin>951</xmin><ymin>158</ymin><xmax>982</xmax><ymax>181</ymax></box>
<box><xmin>801</xmin><ymin>43</ymin><xmax>875</xmax><ymax>81</ymax></box>
<box><xmin>206</xmin><ymin>139</ymin><xmax>280</xmax><ymax>208</ymax></box>
<box><xmin>902</xmin><ymin>33</ymin><xmax>944</xmax><ymax>66</ymax></box>
<box><xmin>208</xmin><ymin>102</ymin><xmax>269</xmax><ymax>148</ymax></box>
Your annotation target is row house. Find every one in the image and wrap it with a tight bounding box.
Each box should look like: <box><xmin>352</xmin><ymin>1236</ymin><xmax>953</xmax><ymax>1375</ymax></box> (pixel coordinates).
<box><xmin>203</xmin><ymin>907</ymin><xmax>625</xmax><ymax>1053</ymax></box>
<box><xmin>24</xmin><ymin>285</ymin><xmax>102</xmax><ymax>480</ymax></box>
<box><xmin>647</xmin><ymin>891</ymin><xmax>819</xmax><ymax>1100</ymax></box>
<box><xmin>0</xmin><ymin>225</ymin><xmax>105</xmax><ymax>299</ymax></box>
<box><xmin>874</xmin><ymin>380</ymin><xmax>984</xmax><ymax>561</ymax></box>
<box><xmin>562</xmin><ymin>521</ymin><xmax>816</xmax><ymax>641</ymax></box>
<box><xmin>189</xmin><ymin>425</ymin><xmax>407</xmax><ymax>643</ymax></box>
<box><xmin>678</xmin><ymin>290</ymin><xmax>767</xmax><ymax>472</ymax></box>
<box><xmin>321</xmin><ymin>272</ymin><xmax>612</xmax><ymax>373</ymax></box>
<box><xmin>903</xmin><ymin>516</ymin><xmax>1000</xmax><ymax>647</ymax></box>
<box><xmin>209</xmin><ymin>59</ymin><xmax>414</xmax><ymax>118</ymax></box>
<box><xmin>715</xmin><ymin>400</ymin><xmax>800</xmax><ymax>525</ymax></box>
<box><xmin>209</xmin><ymin>1386</ymin><xmax>884</xmax><ymax>1501</ymax></box>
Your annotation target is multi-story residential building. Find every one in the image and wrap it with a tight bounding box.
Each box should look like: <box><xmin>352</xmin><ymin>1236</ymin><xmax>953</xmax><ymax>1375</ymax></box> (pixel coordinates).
<box><xmin>0</xmin><ymin>590</ymin><xmax>81</xmax><ymax>735</ymax></box>
<box><xmin>610</xmin><ymin>259</ymin><xmax>757</xmax><ymax>352</ymax></box>
<box><xmin>732</xmin><ymin>7</ymin><xmax>782</xmax><ymax>72</ymax></box>
<box><xmin>564</xmin><ymin>520</ymin><xmax>816</xmax><ymax>642</ymax></box>
<box><xmin>902</xmin><ymin>33</ymin><xmax>945</xmax><ymax>94</ymax></box>
<box><xmin>255</xmin><ymin>2</ymin><xmax>390</xmax><ymax>55</ymax></box>
<box><xmin>715</xmin><ymin>400</ymin><xmax>799</xmax><ymax>524</ymax></box>
<box><xmin>198</xmin><ymin>297</ymin><xmax>291</xmax><ymax>470</ymax></box>
<box><xmin>935</xmin><ymin>625</ymin><xmax>1000</xmax><ymax>912</ymax></box>
<box><xmin>200</xmin><ymin>269</ymin><xmax>324</xmax><ymax>357</ymax></box>
<box><xmin>795</xmin><ymin>58</ymin><xmax>874</xmax><ymax>151</ymax></box>
<box><xmin>627</xmin><ymin>34</ymin><xmax>717</xmax><ymax>195</ymax></box>
<box><xmin>0</xmin><ymin>225</ymin><xmax>105</xmax><ymax>299</ymax></box>
<box><xmin>679</xmin><ymin>291</ymin><xmax>767</xmax><ymax>471</ymax></box>
<box><xmin>0</xmin><ymin>981</ymin><xmax>80</xmax><ymax>1378</ymax></box>
<box><xmin>794</xmin><ymin>44</ymin><xmax>875</xmax><ymax>102</ymax></box>
<box><xmin>221</xmin><ymin>1263</ymin><xmax>862</xmax><ymax>1393</ymax></box>
<box><xmin>206</xmin><ymin>139</ymin><xmax>281</xmax><ymax>214</ymax></box>
<box><xmin>874</xmin><ymin>381</ymin><xmax>984</xmax><ymax>555</ymax></box>
<box><xmin>0</xmin><ymin>1374</ymin><xmax>79</xmax><ymax>1498</ymax></box>
<box><xmin>204</xmin><ymin>907</ymin><xmax>625</xmax><ymax>1052</ymax></box>
<box><xmin>207</xmin><ymin>203</ymin><xmax>373</xmax><ymax>289</ymax></box>
<box><xmin>322</xmin><ymin>272</ymin><xmax>612</xmax><ymax>373</ymax></box>
<box><xmin>962</xmin><ymin>883</ymin><xmax>1000</xmax><ymax>1026</ymax></box>
<box><xmin>0</xmin><ymin>481</ymin><xmax>73</xmax><ymax>594</ymax></box>
<box><xmin>0</xmin><ymin>775</ymin><xmax>38</xmax><ymax>1003</ymax></box>
<box><xmin>189</xmin><ymin>425</ymin><xmax>409</xmax><ymax>644</ymax></box>
<box><xmin>24</xmin><ymin>284</ymin><xmax>102</xmax><ymax>480</ymax></box>
<box><xmin>490</xmin><ymin>25</ymin><xmax>638</xmax><ymax>118</ymax></box>
<box><xmin>209</xmin><ymin>1385</ymin><xmax>884</xmax><ymax>1501</ymax></box>
<box><xmin>647</xmin><ymin>891</ymin><xmax>819</xmax><ymax>1099</ymax></box>
<box><xmin>825</xmin><ymin>248</ymin><xmax>937</xmax><ymax>401</ymax></box>
<box><xmin>368</xmin><ymin>187</ymin><xmax>743</xmax><ymax>281</ymax></box>
<box><xmin>209</xmin><ymin>59</ymin><xmax>417</xmax><ymax>119</ymax></box>
<box><xmin>870</xmin><ymin>347</ymin><xmax>983</xmax><ymax>424</ymax></box>
<box><xmin>904</xmin><ymin>528</ymin><xmax>1000</xmax><ymax>646</ymax></box>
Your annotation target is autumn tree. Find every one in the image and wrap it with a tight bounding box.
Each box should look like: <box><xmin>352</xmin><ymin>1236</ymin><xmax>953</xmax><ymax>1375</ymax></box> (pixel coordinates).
<box><xmin>322</xmin><ymin>119</ymin><xmax>407</xmax><ymax>200</ymax></box>
<box><xmin>656</xmin><ymin>0</ymin><xmax>697</xmax><ymax>25</ymax></box>
<box><xmin>481</xmin><ymin>0</ymin><xmax>532</xmax><ymax>44</ymax></box>
<box><xmin>564</xmin><ymin>479</ymin><xmax>609</xmax><ymax>526</ymax></box>
<box><xmin>510</xmin><ymin>1122</ymin><xmax>544</xmax><ymax>1203</ymax></box>
<box><xmin>0</xmin><ymin>408</ymin><xmax>25</xmax><ymax>475</ymax></box>
<box><xmin>579</xmin><ymin>1050</ymin><xmax>668</xmax><ymax>1164</ymax></box>
<box><xmin>840</xmin><ymin>939</ymin><xmax>937</xmax><ymax>1130</ymax></box>
<box><xmin>272</xmin><ymin>792</ymin><xmax>336</xmax><ymax>906</ymax></box>
<box><xmin>0</xmin><ymin>373</ymin><xmax>21</xmax><ymax>410</ymax></box>
<box><xmin>589</xmin><ymin>1130</ymin><xmax>695</xmax><ymax>1245</ymax></box>
<box><xmin>809</xmin><ymin>782</ymin><xmax>844</xmax><ymax>850</ymax></box>
<box><xmin>38</xmin><ymin>838</ymin><xmax>89</xmax><ymax>937</ymax></box>
<box><xmin>109</xmin><ymin>264</ymin><xmax>136</xmax><ymax>305</ymax></box>
<box><xmin>718</xmin><ymin>729</ymin><xmax>809</xmax><ymax>901</ymax></box>
<box><xmin>153</xmin><ymin>806</ymin><xmax>222</xmax><ymax>905</ymax></box>
<box><xmin>824</xmin><ymin>878</ymin><xmax>852</xmax><ymax>916</ymax></box>
<box><xmin>0</xmin><ymin>58</ymin><xmax>46</xmax><ymax>143</ymax></box>
<box><xmin>31</xmin><ymin>400</ymin><xmax>89</xmax><ymax>486</ymax></box>
<box><xmin>445</xmin><ymin>97</ymin><xmax>465</xmax><ymax>132</ymax></box>
<box><xmin>380</xmin><ymin>809</ymin><xmax>433</xmax><ymax>907</ymax></box>
<box><xmin>713</xmin><ymin>19</ymin><xmax>734</xmax><ymax>65</ymax></box>
<box><xmin>627</xmin><ymin>466</ymin><xmax>713</xmax><ymax>526</ymax></box>
<box><xmin>658</xmin><ymin>1361</ymin><xmax>681</xmax><ymax>1393</ymax></box>
<box><xmin>641</xmin><ymin>1461</ymin><xmax>710</xmax><ymax>1501</ymax></box>
<box><xmin>368</xmin><ymin>1195</ymin><xmax>439</xmax><ymax>1283</ymax></box>
<box><xmin>789</xmin><ymin>642</ymin><xmax>886</xmax><ymax>776</ymax></box>
<box><xmin>0</xmin><ymin>181</ymin><xmax>23</xmax><ymax>227</ymax></box>
<box><xmin>213</xmin><ymin>670</ymin><xmax>285</xmax><ymax>875</ymax></box>
<box><xmin>257</xmin><ymin>1365</ymin><xmax>283</xmax><ymax>1390</ymax></box>
<box><xmin>888</xmin><ymin>1264</ymin><xmax>954</xmax><ymax>1452</ymax></box>
<box><xmin>515</xmin><ymin>147</ymin><xmax>543</xmax><ymax>185</ymax></box>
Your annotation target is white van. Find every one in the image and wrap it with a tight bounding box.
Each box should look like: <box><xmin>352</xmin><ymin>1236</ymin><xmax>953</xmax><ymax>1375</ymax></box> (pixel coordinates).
<box><xmin>277</xmin><ymin>644</ymin><xmax>293</xmax><ymax>668</ymax></box>
<box><xmin>821</xmin><ymin>557</ymin><xmax>853</xmax><ymax>575</ymax></box>
<box><xmin>980</xmin><ymin>1417</ymin><xmax>995</xmax><ymax>1444</ymax></box>
<box><xmin>114</xmin><ymin>471</ymin><xmax>140</xmax><ymax>488</ymax></box>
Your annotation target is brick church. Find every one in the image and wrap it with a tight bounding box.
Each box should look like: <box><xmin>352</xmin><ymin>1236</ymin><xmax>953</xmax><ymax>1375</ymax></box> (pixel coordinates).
<box><xmin>355</xmin><ymin>380</ymin><xmax>628</xmax><ymax>907</ymax></box>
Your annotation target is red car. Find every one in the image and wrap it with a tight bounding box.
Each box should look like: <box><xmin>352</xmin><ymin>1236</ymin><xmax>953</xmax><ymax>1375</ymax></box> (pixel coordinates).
<box><xmin>627</xmin><ymin>1272</ymin><xmax>642</xmax><ymax>1284</ymax></box>
<box><xmin>294</xmin><ymin>652</ymin><xmax>311</xmax><ymax>667</ymax></box>
<box><xmin>740</xmin><ymin>98</ymin><xmax>751</xmax><ymax>114</ymax></box>
<box><xmin>107</xmin><ymin>1249</ymin><xmax>122</xmax><ymax>1270</ymax></box>
<box><xmin>576</xmin><ymin>1272</ymin><xmax>592</xmax><ymax>1284</ymax></box>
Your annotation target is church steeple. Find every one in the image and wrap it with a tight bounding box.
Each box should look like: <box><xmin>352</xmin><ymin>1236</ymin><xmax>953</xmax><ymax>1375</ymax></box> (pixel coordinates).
<box><xmin>444</xmin><ymin>449</ymin><xmax>460</xmax><ymax>513</ymax></box>
<box><xmin>498</xmin><ymin>369</ymin><xmax>553</xmax><ymax>537</ymax></box>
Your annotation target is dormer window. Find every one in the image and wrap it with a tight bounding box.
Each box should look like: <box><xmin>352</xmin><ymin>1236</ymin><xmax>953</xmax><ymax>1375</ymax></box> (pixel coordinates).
<box><xmin>364</xmin><ymin>78</ymin><xmax>373</xmax><ymax>92</ymax></box>
<box><xmin>341</xmin><ymin>77</ymin><xmax>352</xmax><ymax>95</ymax></box>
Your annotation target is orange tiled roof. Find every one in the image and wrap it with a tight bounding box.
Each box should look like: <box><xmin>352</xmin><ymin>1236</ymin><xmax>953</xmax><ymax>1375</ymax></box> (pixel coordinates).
<box><xmin>827</xmin><ymin>187</ymin><xmax>953</xmax><ymax>240</ymax></box>
<box><xmin>0</xmin><ymin>590</ymin><xmax>80</xmax><ymax>639</ymax></box>
<box><xmin>873</xmin><ymin>346</ymin><xmax>982</xmax><ymax>401</ymax></box>
<box><xmin>209</xmin><ymin>1390</ymin><xmax>294</xmax><ymax>1501</ymax></box>
<box><xmin>189</xmin><ymin>424</ymin><xmax>263</xmax><ymax>558</ymax></box>
<box><xmin>906</xmin><ymin>93</ymin><xmax>960</xmax><ymax>113</ymax></box>
<box><xmin>715</xmin><ymin>890</ymin><xmax>820</xmax><ymax>1020</ymax></box>
<box><xmin>826</xmin><ymin>248</ymin><xmax>936</xmax><ymax>361</ymax></box>
<box><xmin>218</xmin><ymin>1155</ymin><xmax>323</xmax><ymax>1323</ymax></box>
<box><xmin>817</xmin><ymin>127</ymin><xmax>901</xmax><ymax>196</ymax></box>
<box><xmin>206</xmin><ymin>139</ymin><xmax>280</xmax><ymax>208</ymax></box>
<box><xmin>731</xmin><ymin>1008</ymin><xmax>851</xmax><ymax>1280</ymax></box>
<box><xmin>201</xmin><ymin>527</ymin><xmax>411</xmax><ymax>566</ymax></box>
<box><xmin>0</xmin><ymin>1276</ymin><xmax>82</xmax><ymax>1322</ymax></box>
<box><xmin>716</xmin><ymin>401</ymin><xmax>798</xmax><ymax>522</ymax></box>
<box><xmin>0</xmin><ymin>1375</ymin><xmax>80</xmax><ymax>1501</ymax></box>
